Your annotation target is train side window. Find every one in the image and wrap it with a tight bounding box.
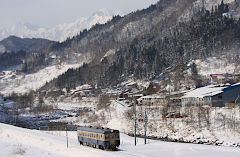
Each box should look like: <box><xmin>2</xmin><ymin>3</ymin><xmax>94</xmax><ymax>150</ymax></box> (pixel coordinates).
<box><xmin>105</xmin><ymin>135</ymin><xmax>109</xmax><ymax>139</ymax></box>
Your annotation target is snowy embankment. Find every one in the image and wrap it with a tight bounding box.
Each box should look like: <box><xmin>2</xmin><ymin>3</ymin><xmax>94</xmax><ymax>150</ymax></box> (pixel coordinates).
<box><xmin>0</xmin><ymin>123</ymin><xmax>240</xmax><ymax>157</ymax></box>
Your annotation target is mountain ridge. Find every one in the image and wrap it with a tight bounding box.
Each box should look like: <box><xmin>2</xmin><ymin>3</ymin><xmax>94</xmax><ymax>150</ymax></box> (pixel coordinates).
<box><xmin>0</xmin><ymin>35</ymin><xmax>54</xmax><ymax>54</ymax></box>
<box><xmin>0</xmin><ymin>9</ymin><xmax>121</xmax><ymax>42</ymax></box>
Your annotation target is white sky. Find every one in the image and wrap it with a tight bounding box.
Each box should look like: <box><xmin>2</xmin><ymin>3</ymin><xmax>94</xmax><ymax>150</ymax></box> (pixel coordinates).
<box><xmin>0</xmin><ymin>0</ymin><xmax>159</xmax><ymax>28</ymax></box>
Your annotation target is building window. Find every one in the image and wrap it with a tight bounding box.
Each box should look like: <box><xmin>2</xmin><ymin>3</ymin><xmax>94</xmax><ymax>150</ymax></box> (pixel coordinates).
<box><xmin>218</xmin><ymin>95</ymin><xmax>222</xmax><ymax>99</ymax></box>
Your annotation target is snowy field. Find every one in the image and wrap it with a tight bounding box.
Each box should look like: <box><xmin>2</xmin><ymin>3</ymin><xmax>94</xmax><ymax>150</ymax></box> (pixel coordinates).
<box><xmin>0</xmin><ymin>123</ymin><xmax>240</xmax><ymax>157</ymax></box>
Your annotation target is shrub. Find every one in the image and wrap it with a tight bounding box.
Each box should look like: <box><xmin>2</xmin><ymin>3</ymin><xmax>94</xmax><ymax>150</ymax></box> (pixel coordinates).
<box><xmin>97</xmin><ymin>94</ymin><xmax>110</xmax><ymax>110</ymax></box>
<box><xmin>12</xmin><ymin>144</ymin><xmax>26</xmax><ymax>155</ymax></box>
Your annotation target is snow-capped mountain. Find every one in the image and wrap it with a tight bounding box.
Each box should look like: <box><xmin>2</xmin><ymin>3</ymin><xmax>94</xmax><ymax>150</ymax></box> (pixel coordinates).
<box><xmin>0</xmin><ymin>9</ymin><xmax>122</xmax><ymax>42</ymax></box>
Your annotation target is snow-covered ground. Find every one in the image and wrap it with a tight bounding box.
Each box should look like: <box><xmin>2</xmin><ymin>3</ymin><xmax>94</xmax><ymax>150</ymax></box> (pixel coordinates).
<box><xmin>194</xmin><ymin>57</ymin><xmax>237</xmax><ymax>76</ymax></box>
<box><xmin>0</xmin><ymin>123</ymin><xmax>240</xmax><ymax>157</ymax></box>
<box><xmin>57</xmin><ymin>97</ymin><xmax>97</xmax><ymax>111</ymax></box>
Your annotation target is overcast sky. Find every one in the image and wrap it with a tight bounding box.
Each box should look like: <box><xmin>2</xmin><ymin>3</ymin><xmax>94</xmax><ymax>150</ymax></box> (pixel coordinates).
<box><xmin>0</xmin><ymin>0</ymin><xmax>159</xmax><ymax>28</ymax></box>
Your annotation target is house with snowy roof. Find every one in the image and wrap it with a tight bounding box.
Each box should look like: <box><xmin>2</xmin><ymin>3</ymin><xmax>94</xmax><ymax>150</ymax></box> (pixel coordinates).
<box><xmin>181</xmin><ymin>83</ymin><xmax>240</xmax><ymax>107</ymax></box>
<box><xmin>137</xmin><ymin>94</ymin><xmax>167</xmax><ymax>106</ymax></box>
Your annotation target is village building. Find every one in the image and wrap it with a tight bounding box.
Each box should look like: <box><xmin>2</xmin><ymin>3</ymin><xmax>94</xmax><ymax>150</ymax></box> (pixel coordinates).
<box><xmin>137</xmin><ymin>94</ymin><xmax>168</xmax><ymax>106</ymax></box>
<box><xmin>181</xmin><ymin>83</ymin><xmax>240</xmax><ymax>107</ymax></box>
<box><xmin>70</xmin><ymin>84</ymin><xmax>94</xmax><ymax>97</ymax></box>
<box><xmin>222</xmin><ymin>10</ymin><xmax>240</xmax><ymax>19</ymax></box>
<box><xmin>137</xmin><ymin>93</ymin><xmax>182</xmax><ymax>107</ymax></box>
<box><xmin>126</xmin><ymin>82</ymin><xmax>138</xmax><ymax>89</ymax></box>
<box><xmin>209</xmin><ymin>73</ymin><xmax>235</xmax><ymax>84</ymax></box>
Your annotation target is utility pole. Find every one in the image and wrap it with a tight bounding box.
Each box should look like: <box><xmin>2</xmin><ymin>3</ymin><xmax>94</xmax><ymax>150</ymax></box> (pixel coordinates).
<box><xmin>168</xmin><ymin>74</ymin><xmax>171</xmax><ymax>97</ymax></box>
<box><xmin>134</xmin><ymin>99</ymin><xmax>137</xmax><ymax>146</ymax></box>
<box><xmin>144</xmin><ymin>108</ymin><xmax>148</xmax><ymax>144</ymax></box>
<box><xmin>66</xmin><ymin>126</ymin><xmax>69</xmax><ymax>149</ymax></box>
<box><xmin>202</xmin><ymin>0</ymin><xmax>205</xmax><ymax>11</ymax></box>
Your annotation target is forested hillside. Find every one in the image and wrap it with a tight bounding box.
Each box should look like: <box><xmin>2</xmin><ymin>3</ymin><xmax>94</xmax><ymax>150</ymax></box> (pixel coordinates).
<box><xmin>43</xmin><ymin>0</ymin><xmax>240</xmax><ymax>90</ymax></box>
<box><xmin>0</xmin><ymin>36</ymin><xmax>54</xmax><ymax>53</ymax></box>
<box><xmin>0</xmin><ymin>36</ymin><xmax>55</xmax><ymax>71</ymax></box>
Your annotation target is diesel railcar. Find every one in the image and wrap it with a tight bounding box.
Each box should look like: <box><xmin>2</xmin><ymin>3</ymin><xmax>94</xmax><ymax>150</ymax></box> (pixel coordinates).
<box><xmin>77</xmin><ymin>126</ymin><xmax>120</xmax><ymax>150</ymax></box>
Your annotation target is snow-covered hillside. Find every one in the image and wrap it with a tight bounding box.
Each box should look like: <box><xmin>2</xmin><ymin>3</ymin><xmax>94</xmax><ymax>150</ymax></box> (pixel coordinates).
<box><xmin>191</xmin><ymin>56</ymin><xmax>240</xmax><ymax>77</ymax></box>
<box><xmin>0</xmin><ymin>123</ymin><xmax>239</xmax><ymax>157</ymax></box>
<box><xmin>0</xmin><ymin>63</ymin><xmax>87</xmax><ymax>96</ymax></box>
<box><xmin>0</xmin><ymin>9</ymin><xmax>122</xmax><ymax>42</ymax></box>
